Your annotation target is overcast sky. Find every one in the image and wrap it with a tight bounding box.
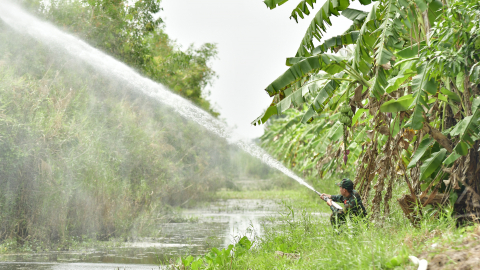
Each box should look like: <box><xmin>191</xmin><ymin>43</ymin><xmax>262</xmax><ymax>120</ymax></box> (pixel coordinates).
<box><xmin>160</xmin><ymin>0</ymin><xmax>371</xmax><ymax>139</ymax></box>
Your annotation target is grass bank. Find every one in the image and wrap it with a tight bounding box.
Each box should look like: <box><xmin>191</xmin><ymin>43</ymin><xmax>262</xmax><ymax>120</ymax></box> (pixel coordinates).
<box><xmin>175</xmin><ymin>177</ymin><xmax>479</xmax><ymax>269</ymax></box>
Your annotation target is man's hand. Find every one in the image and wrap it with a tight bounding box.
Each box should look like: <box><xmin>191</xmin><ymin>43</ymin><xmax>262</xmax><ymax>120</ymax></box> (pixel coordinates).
<box><xmin>326</xmin><ymin>199</ymin><xmax>332</xmax><ymax>206</ymax></box>
<box><xmin>321</xmin><ymin>193</ymin><xmax>331</xmax><ymax>199</ymax></box>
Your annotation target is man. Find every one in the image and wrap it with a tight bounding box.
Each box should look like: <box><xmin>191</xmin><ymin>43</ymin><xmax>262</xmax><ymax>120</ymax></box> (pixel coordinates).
<box><xmin>321</xmin><ymin>178</ymin><xmax>367</xmax><ymax>227</ymax></box>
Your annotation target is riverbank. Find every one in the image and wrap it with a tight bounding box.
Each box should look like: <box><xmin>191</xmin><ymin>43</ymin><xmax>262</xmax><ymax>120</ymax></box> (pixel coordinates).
<box><xmin>1</xmin><ymin>177</ymin><xmax>478</xmax><ymax>269</ymax></box>
<box><xmin>0</xmin><ymin>184</ymin><xmax>286</xmax><ymax>269</ymax></box>
<box><xmin>175</xmin><ymin>179</ymin><xmax>480</xmax><ymax>269</ymax></box>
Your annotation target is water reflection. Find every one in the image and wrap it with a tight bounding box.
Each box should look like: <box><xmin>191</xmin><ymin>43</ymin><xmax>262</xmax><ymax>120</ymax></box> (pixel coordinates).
<box><xmin>0</xmin><ymin>262</ymin><xmax>162</xmax><ymax>270</ymax></box>
<box><xmin>0</xmin><ymin>199</ymin><xmax>278</xmax><ymax>270</ymax></box>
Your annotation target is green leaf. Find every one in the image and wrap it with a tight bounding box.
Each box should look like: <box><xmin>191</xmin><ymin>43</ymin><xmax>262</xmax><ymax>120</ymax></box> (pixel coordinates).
<box><xmin>254</xmin><ymin>73</ymin><xmax>333</xmax><ymax>125</ymax></box>
<box><xmin>469</xmin><ymin>62</ymin><xmax>480</xmax><ymax>84</ymax></box>
<box><xmin>407</xmin><ymin>136</ymin><xmax>434</xmax><ymax>168</ymax></box>
<box><xmin>351</xmin><ymin>2</ymin><xmax>380</xmax><ymax>74</ymax></box>
<box><xmin>472</xmin><ymin>96</ymin><xmax>480</xmax><ymax>112</ymax></box>
<box><xmin>352</xmin><ymin>108</ymin><xmax>367</xmax><ymax>125</ymax></box>
<box><xmin>420</xmin><ymin>149</ymin><xmax>447</xmax><ymax>181</ymax></box>
<box><xmin>414</xmin><ymin>0</ymin><xmax>428</xmax><ymax>12</ymax></box>
<box><xmin>404</xmin><ymin>62</ymin><xmax>431</xmax><ymax>130</ymax></box>
<box><xmin>234</xmin><ymin>236</ymin><xmax>252</xmax><ymax>257</ymax></box>
<box><xmin>265</xmin><ymin>54</ymin><xmax>346</xmax><ymax>96</ymax></box>
<box><xmin>285</xmin><ymin>57</ymin><xmax>306</xmax><ymax>66</ymax></box>
<box><xmin>371</xmin><ymin>0</ymin><xmax>403</xmax><ymax>98</ymax></box>
<box><xmin>311</xmin><ymin>31</ymin><xmax>360</xmax><ymax>55</ymax></box>
<box><xmin>443</xmin><ymin>152</ymin><xmax>461</xmax><ymax>166</ymax></box>
<box><xmin>427</xmin><ymin>0</ymin><xmax>443</xmax><ymax>25</ymax></box>
<box><xmin>386</xmin><ymin>256</ymin><xmax>403</xmax><ymax>268</ymax></box>
<box><xmin>449</xmin><ymin>111</ymin><xmax>480</xmax><ymax>155</ymax></box>
<box><xmin>385</xmin><ymin>60</ymin><xmax>416</xmax><ymax>93</ymax></box>
<box><xmin>301</xmin><ymin>79</ymin><xmax>340</xmax><ymax>123</ymax></box>
<box><xmin>456</xmin><ymin>72</ymin><xmax>465</xmax><ymax>93</ymax></box>
<box><xmin>294</xmin><ymin>0</ymin><xmax>351</xmax><ymax>57</ymax></box>
<box><xmin>182</xmin><ymin>255</ymin><xmax>194</xmax><ymax>266</ymax></box>
<box><xmin>424</xmin><ymin>78</ymin><xmax>438</xmax><ymax>95</ymax></box>
<box><xmin>404</xmin><ymin>104</ymin><xmax>425</xmax><ymax>130</ymax></box>
<box><xmin>390</xmin><ymin>113</ymin><xmax>403</xmax><ymax>137</ymax></box>
<box><xmin>191</xmin><ymin>258</ymin><xmax>203</xmax><ymax>270</ymax></box>
<box><xmin>341</xmin><ymin>8</ymin><xmax>368</xmax><ymax>22</ymax></box>
<box><xmin>290</xmin><ymin>0</ymin><xmax>323</xmax><ymax>21</ymax></box>
<box><xmin>263</xmin><ymin>0</ymin><xmax>289</xmax><ymax>9</ymax></box>
<box><xmin>438</xmin><ymin>93</ymin><xmax>448</xmax><ymax>103</ymax></box>
<box><xmin>252</xmin><ymin>106</ymin><xmax>277</xmax><ymax>126</ymax></box>
<box><xmin>396</xmin><ymin>43</ymin><xmax>423</xmax><ymax>58</ymax></box>
<box><xmin>380</xmin><ymin>94</ymin><xmax>414</xmax><ymax>113</ymax></box>
<box><xmin>327</xmin><ymin>121</ymin><xmax>343</xmax><ymax>142</ymax></box>
<box><xmin>440</xmin><ymin>87</ymin><xmax>461</xmax><ymax>102</ymax></box>
<box><xmin>371</xmin><ymin>67</ymin><xmax>389</xmax><ymax>99</ymax></box>
<box><xmin>449</xmin><ymin>191</ymin><xmax>458</xmax><ymax>205</ymax></box>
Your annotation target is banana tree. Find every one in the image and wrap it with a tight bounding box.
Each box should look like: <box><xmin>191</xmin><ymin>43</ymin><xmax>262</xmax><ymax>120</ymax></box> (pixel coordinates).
<box><xmin>254</xmin><ymin>0</ymin><xmax>480</xmax><ymax>223</ymax></box>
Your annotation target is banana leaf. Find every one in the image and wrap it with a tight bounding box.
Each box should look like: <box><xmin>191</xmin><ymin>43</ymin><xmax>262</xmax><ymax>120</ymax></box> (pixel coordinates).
<box><xmin>385</xmin><ymin>60</ymin><xmax>416</xmax><ymax>93</ymax></box>
<box><xmin>351</xmin><ymin>2</ymin><xmax>380</xmax><ymax>75</ymax></box>
<box><xmin>341</xmin><ymin>8</ymin><xmax>368</xmax><ymax>22</ymax></box>
<box><xmin>252</xmin><ymin>106</ymin><xmax>277</xmax><ymax>126</ymax></box>
<box><xmin>380</xmin><ymin>94</ymin><xmax>414</xmax><ymax>113</ymax></box>
<box><xmin>254</xmin><ymin>74</ymin><xmax>331</xmax><ymax>125</ymax></box>
<box><xmin>265</xmin><ymin>54</ymin><xmax>345</xmax><ymax>96</ymax></box>
<box><xmin>294</xmin><ymin>0</ymin><xmax>351</xmax><ymax>57</ymax></box>
<box><xmin>263</xmin><ymin>0</ymin><xmax>289</xmax><ymax>9</ymax></box>
<box><xmin>301</xmin><ymin>79</ymin><xmax>340</xmax><ymax>123</ymax></box>
<box><xmin>407</xmin><ymin>136</ymin><xmax>434</xmax><ymax>168</ymax></box>
<box><xmin>404</xmin><ymin>62</ymin><xmax>434</xmax><ymax>130</ymax></box>
<box><xmin>443</xmin><ymin>152</ymin><xmax>462</xmax><ymax>166</ymax></box>
<box><xmin>327</xmin><ymin>121</ymin><xmax>343</xmax><ymax>142</ymax></box>
<box><xmin>440</xmin><ymin>87</ymin><xmax>461</xmax><ymax>102</ymax></box>
<box><xmin>449</xmin><ymin>110</ymin><xmax>480</xmax><ymax>156</ymax></box>
<box><xmin>310</xmin><ymin>31</ymin><xmax>360</xmax><ymax>55</ymax></box>
<box><xmin>290</xmin><ymin>0</ymin><xmax>323</xmax><ymax>21</ymax></box>
<box><xmin>352</xmin><ymin>108</ymin><xmax>367</xmax><ymax>126</ymax></box>
<box><xmin>419</xmin><ymin>149</ymin><xmax>447</xmax><ymax>181</ymax></box>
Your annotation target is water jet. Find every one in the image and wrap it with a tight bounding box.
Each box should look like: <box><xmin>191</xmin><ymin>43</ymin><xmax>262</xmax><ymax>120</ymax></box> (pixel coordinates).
<box><xmin>0</xmin><ymin>0</ymin><xmax>315</xmax><ymax>193</ymax></box>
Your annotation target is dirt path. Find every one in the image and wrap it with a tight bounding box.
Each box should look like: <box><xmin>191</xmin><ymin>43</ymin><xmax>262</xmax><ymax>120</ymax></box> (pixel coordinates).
<box><xmin>420</xmin><ymin>226</ymin><xmax>480</xmax><ymax>270</ymax></box>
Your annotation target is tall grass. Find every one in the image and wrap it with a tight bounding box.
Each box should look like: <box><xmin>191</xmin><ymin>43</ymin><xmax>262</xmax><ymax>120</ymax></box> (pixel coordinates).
<box><xmin>0</xmin><ymin>22</ymin><xmax>279</xmax><ymax>248</ymax></box>
<box><xmin>229</xmin><ymin>171</ymin><xmax>470</xmax><ymax>270</ymax></box>
<box><xmin>173</xmin><ymin>176</ymin><xmax>467</xmax><ymax>270</ymax></box>
<box><xmin>195</xmin><ymin>184</ymin><xmax>460</xmax><ymax>269</ymax></box>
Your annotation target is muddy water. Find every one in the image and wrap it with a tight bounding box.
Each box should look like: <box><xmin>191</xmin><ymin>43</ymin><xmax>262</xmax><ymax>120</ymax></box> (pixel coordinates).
<box><xmin>0</xmin><ymin>199</ymin><xmax>279</xmax><ymax>270</ymax></box>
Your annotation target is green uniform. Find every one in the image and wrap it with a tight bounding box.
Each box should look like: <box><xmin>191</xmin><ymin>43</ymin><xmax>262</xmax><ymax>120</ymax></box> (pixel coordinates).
<box><xmin>330</xmin><ymin>190</ymin><xmax>367</xmax><ymax>226</ymax></box>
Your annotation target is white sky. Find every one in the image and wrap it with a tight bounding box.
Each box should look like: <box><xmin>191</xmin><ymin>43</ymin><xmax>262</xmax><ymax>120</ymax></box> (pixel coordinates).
<box><xmin>161</xmin><ymin>0</ymin><xmax>371</xmax><ymax>139</ymax></box>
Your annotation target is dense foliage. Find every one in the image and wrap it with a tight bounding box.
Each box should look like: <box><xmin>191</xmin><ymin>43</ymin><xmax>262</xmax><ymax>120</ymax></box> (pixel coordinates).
<box><xmin>0</xmin><ymin>3</ymin><xmax>277</xmax><ymax>247</ymax></box>
<box><xmin>256</xmin><ymin>0</ymin><xmax>480</xmax><ymax>222</ymax></box>
<box><xmin>22</xmin><ymin>0</ymin><xmax>219</xmax><ymax>115</ymax></box>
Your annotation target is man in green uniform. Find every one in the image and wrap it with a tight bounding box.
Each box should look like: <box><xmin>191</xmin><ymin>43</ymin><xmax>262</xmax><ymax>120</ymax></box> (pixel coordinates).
<box><xmin>321</xmin><ymin>178</ymin><xmax>367</xmax><ymax>227</ymax></box>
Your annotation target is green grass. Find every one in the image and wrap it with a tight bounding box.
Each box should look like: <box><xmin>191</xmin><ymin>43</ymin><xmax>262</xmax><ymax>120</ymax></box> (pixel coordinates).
<box><xmin>186</xmin><ymin>202</ymin><xmax>473</xmax><ymax>269</ymax></box>
<box><xmin>179</xmin><ymin>181</ymin><xmax>477</xmax><ymax>270</ymax></box>
<box><xmin>216</xmin><ymin>188</ymin><xmax>331</xmax><ymax>213</ymax></box>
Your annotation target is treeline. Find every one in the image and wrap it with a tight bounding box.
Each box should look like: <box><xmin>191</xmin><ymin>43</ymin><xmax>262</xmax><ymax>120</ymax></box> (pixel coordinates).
<box><xmin>23</xmin><ymin>0</ymin><xmax>219</xmax><ymax>115</ymax></box>
<box><xmin>0</xmin><ymin>1</ymin><xmax>276</xmax><ymax>248</ymax></box>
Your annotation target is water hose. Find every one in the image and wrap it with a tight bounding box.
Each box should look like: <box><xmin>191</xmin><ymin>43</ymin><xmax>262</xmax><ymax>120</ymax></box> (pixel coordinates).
<box><xmin>314</xmin><ymin>190</ymin><xmax>343</xmax><ymax>210</ymax></box>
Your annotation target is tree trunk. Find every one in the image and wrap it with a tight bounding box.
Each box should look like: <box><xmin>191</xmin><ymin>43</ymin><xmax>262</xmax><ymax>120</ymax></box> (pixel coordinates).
<box><xmin>454</xmin><ymin>142</ymin><xmax>480</xmax><ymax>225</ymax></box>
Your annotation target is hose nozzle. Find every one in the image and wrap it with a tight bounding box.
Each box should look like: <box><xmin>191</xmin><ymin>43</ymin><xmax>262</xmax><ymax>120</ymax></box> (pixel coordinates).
<box><xmin>314</xmin><ymin>189</ymin><xmax>343</xmax><ymax>210</ymax></box>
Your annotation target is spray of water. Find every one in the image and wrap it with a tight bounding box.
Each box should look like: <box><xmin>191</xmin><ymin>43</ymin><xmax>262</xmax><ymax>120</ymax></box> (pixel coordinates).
<box><xmin>0</xmin><ymin>1</ymin><xmax>316</xmax><ymax>192</ymax></box>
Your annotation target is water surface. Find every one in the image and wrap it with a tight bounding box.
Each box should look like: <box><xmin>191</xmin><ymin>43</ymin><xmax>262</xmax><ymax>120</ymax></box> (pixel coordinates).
<box><xmin>0</xmin><ymin>199</ymin><xmax>279</xmax><ymax>270</ymax></box>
